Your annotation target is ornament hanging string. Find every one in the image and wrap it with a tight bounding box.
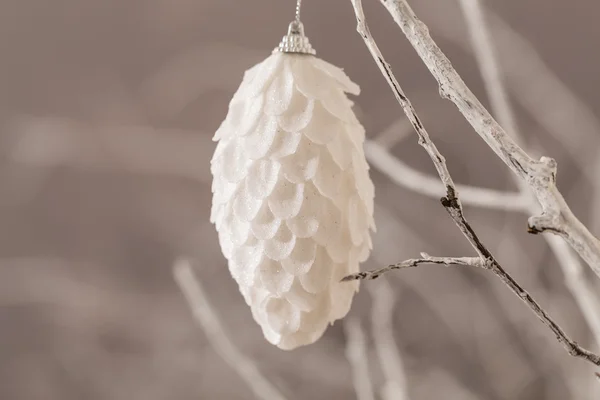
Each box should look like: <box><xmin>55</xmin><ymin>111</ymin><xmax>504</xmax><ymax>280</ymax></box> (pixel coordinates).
<box><xmin>295</xmin><ymin>0</ymin><xmax>302</xmax><ymax>22</ymax></box>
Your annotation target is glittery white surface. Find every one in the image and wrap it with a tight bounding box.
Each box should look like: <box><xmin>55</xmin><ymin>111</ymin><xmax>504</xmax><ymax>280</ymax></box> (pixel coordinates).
<box><xmin>210</xmin><ymin>53</ymin><xmax>375</xmax><ymax>349</ymax></box>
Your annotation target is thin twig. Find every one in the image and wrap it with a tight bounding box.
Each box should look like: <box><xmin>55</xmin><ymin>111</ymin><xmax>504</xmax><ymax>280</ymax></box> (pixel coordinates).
<box><xmin>173</xmin><ymin>259</ymin><xmax>287</xmax><ymax>400</ymax></box>
<box><xmin>376</xmin><ymin>0</ymin><xmax>600</xmax><ymax>279</ymax></box>
<box><xmin>368</xmin><ymin>281</ymin><xmax>410</xmax><ymax>400</ymax></box>
<box><xmin>366</xmin><ymin>140</ymin><xmax>527</xmax><ymax>211</ymax></box>
<box><xmin>343</xmin><ymin>254</ymin><xmax>483</xmax><ymax>281</ymax></box>
<box><xmin>348</xmin><ymin>0</ymin><xmax>600</xmax><ymax>367</ymax></box>
<box><xmin>344</xmin><ymin>318</ymin><xmax>377</xmax><ymax>400</ymax></box>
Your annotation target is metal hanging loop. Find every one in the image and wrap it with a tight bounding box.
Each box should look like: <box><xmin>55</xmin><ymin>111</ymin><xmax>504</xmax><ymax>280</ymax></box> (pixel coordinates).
<box><xmin>274</xmin><ymin>0</ymin><xmax>316</xmax><ymax>55</ymax></box>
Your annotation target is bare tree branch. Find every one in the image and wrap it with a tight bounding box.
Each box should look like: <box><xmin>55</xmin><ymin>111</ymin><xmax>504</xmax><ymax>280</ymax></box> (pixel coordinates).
<box><xmin>347</xmin><ymin>0</ymin><xmax>600</xmax><ymax>368</ymax></box>
<box><xmin>375</xmin><ymin>0</ymin><xmax>600</xmax><ymax>279</ymax></box>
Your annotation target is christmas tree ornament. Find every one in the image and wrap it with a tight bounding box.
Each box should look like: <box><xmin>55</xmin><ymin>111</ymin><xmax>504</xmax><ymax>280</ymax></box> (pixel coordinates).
<box><xmin>210</xmin><ymin>0</ymin><xmax>375</xmax><ymax>350</ymax></box>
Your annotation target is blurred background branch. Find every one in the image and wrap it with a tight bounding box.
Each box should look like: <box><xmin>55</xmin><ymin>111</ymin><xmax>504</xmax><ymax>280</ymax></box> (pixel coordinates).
<box><xmin>174</xmin><ymin>259</ymin><xmax>288</xmax><ymax>400</ymax></box>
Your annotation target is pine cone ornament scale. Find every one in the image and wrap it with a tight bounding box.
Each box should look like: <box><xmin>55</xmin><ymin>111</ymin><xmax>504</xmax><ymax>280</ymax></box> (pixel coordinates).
<box><xmin>210</xmin><ymin>47</ymin><xmax>375</xmax><ymax>350</ymax></box>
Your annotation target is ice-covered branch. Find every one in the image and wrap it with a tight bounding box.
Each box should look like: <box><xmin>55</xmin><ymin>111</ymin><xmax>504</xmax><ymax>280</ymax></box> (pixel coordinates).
<box><xmin>374</xmin><ymin>0</ymin><xmax>600</xmax><ymax>279</ymax></box>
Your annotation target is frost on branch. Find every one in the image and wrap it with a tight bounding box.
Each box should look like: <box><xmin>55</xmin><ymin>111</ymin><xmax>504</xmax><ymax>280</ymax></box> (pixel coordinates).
<box><xmin>210</xmin><ymin>52</ymin><xmax>375</xmax><ymax>349</ymax></box>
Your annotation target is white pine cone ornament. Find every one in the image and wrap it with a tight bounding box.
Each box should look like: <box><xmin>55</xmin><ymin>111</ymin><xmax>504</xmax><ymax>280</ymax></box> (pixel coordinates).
<box><xmin>210</xmin><ymin>22</ymin><xmax>375</xmax><ymax>350</ymax></box>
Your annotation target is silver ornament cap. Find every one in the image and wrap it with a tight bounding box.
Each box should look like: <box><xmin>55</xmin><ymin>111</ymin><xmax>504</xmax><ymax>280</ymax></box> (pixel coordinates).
<box><xmin>273</xmin><ymin>20</ymin><xmax>316</xmax><ymax>55</ymax></box>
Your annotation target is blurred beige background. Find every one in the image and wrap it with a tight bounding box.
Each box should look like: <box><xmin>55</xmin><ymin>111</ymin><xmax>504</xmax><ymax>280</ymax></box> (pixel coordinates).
<box><xmin>1</xmin><ymin>0</ymin><xmax>600</xmax><ymax>399</ymax></box>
